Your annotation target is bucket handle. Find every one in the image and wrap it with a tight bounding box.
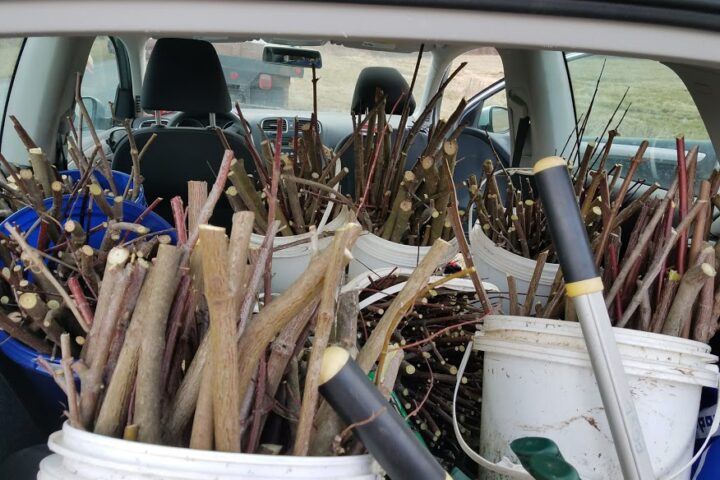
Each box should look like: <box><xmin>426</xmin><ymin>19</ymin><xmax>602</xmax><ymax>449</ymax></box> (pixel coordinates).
<box><xmin>666</xmin><ymin>375</ymin><xmax>720</xmax><ymax>480</ymax></box>
<box><xmin>453</xmin><ymin>341</ymin><xmax>534</xmax><ymax>479</ymax></box>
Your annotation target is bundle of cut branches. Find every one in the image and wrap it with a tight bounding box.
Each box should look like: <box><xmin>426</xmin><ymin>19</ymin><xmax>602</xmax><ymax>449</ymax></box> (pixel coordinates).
<box><xmin>32</xmin><ymin>141</ymin><xmax>373</xmax><ymax>455</ymax></box>
<box><xmin>62</xmin><ymin>184</ymin><xmax>368</xmax><ymax>454</ymax></box>
<box><xmin>0</xmin><ymin>204</ymin><xmax>174</xmax><ymax>356</ymax></box>
<box><xmin>41</xmin><ymin>154</ymin><xmax>238</xmax><ymax>438</ymax></box>
<box><xmin>226</xmin><ymin>68</ymin><xmax>348</xmax><ymax>237</ymax></box>
<box><xmin>342</xmin><ymin>47</ymin><xmax>469</xmax><ymax>247</ymax></box>
<box><xmin>0</xmin><ymin>112</ymin><xmax>146</xmax><ymax>219</ymax></box>
<box><xmin>532</xmin><ymin>138</ymin><xmax>720</xmax><ymax>343</ymax></box>
<box><xmin>348</xmin><ymin>270</ymin><xmax>486</xmax><ymax>470</ymax></box>
<box><xmin>0</xmin><ymin>113</ymin><xmax>161</xmax><ymax>355</ymax></box>
<box><xmin>468</xmin><ymin>136</ymin><xmax>663</xmax><ymax>266</ymax></box>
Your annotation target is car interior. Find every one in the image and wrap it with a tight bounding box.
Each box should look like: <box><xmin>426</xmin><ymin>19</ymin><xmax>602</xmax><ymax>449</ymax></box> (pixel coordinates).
<box><xmin>1</xmin><ymin>2</ymin><xmax>720</xmax><ymax>475</ymax></box>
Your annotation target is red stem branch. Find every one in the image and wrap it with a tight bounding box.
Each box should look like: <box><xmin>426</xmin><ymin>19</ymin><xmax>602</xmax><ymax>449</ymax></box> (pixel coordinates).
<box><xmin>677</xmin><ymin>136</ymin><xmax>688</xmax><ymax>274</ymax></box>
<box><xmin>67</xmin><ymin>276</ymin><xmax>94</xmax><ymax>328</ymax></box>
<box><xmin>170</xmin><ymin>196</ymin><xmax>187</xmax><ymax>246</ymax></box>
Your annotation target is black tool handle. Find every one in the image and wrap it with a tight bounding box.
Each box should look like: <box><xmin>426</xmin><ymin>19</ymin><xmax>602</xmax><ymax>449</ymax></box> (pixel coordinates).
<box><xmin>319</xmin><ymin>346</ymin><xmax>448</xmax><ymax>480</ymax></box>
<box><xmin>532</xmin><ymin>156</ymin><xmax>602</xmax><ymax>296</ymax></box>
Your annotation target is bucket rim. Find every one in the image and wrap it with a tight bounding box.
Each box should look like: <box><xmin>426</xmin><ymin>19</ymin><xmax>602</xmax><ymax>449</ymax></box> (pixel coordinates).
<box><xmin>249</xmin><ymin>206</ymin><xmax>349</xmax><ymax>247</ymax></box>
<box><xmin>482</xmin><ymin>315</ymin><xmax>717</xmax><ymax>358</ymax></box>
<box><xmin>476</xmin><ymin>316</ymin><xmax>719</xmax><ymax>387</ymax></box>
<box><xmin>469</xmin><ymin>224</ymin><xmax>559</xmax><ymax>283</ymax></box>
<box><xmin>352</xmin><ymin>232</ymin><xmax>458</xmax><ymax>265</ymax></box>
<box><xmin>478</xmin><ymin>337</ymin><xmax>719</xmax><ymax>387</ymax></box>
<box><xmin>50</xmin><ymin>422</ymin><xmax>375</xmax><ymax>468</ymax></box>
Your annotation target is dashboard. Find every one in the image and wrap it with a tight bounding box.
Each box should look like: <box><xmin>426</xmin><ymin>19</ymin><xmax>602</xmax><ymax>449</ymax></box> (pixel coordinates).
<box><xmin>130</xmin><ymin>109</ymin><xmax>355</xmax><ymax>155</ymax></box>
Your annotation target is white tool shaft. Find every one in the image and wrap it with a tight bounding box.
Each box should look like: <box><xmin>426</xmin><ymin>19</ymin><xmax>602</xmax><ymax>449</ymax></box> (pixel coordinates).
<box><xmin>572</xmin><ymin>291</ymin><xmax>656</xmax><ymax>479</ymax></box>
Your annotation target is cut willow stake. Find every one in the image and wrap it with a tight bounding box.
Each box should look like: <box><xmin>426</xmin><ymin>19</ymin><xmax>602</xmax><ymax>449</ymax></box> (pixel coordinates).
<box><xmin>189</xmin><ymin>367</ymin><xmax>214</xmax><ymax>450</ymax></box>
<box><xmin>78</xmin><ymin>247</ymin><xmax>131</xmax><ymax>429</ymax></box>
<box><xmin>134</xmin><ymin>244</ymin><xmax>183</xmax><ymax>444</ymax></box>
<box><xmin>95</xmin><ymin>244</ymin><xmax>181</xmax><ymax>438</ymax></box>
<box><xmin>616</xmin><ymin>199</ymin><xmax>706</xmax><ymax>328</ymax></box>
<box><xmin>522</xmin><ymin>250</ymin><xmax>548</xmax><ymax>317</ymax></box>
<box><xmin>294</xmin><ymin>223</ymin><xmax>361</xmax><ymax>456</ymax></box>
<box><xmin>60</xmin><ymin>333</ymin><xmax>82</xmax><ymax>429</ymax></box>
<box><xmin>693</xmin><ymin>246</ymin><xmax>716</xmax><ymax>342</ymax></box>
<box><xmin>199</xmin><ymin>219</ymin><xmax>252</xmax><ymax>453</ymax></box>
<box><xmin>663</xmin><ymin>262</ymin><xmax>716</xmax><ymax>338</ymax></box>
<box><xmin>442</xmin><ymin>151</ymin><xmax>493</xmax><ymax>312</ymax></box>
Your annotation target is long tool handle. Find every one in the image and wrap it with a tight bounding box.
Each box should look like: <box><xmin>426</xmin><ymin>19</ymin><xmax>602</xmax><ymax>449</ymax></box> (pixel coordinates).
<box><xmin>533</xmin><ymin>157</ymin><xmax>655</xmax><ymax>480</ymax></box>
<box><xmin>319</xmin><ymin>346</ymin><xmax>449</xmax><ymax>480</ymax></box>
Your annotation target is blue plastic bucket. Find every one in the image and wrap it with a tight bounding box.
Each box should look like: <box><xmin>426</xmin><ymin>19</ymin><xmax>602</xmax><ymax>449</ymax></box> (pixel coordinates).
<box><xmin>0</xmin><ymin>196</ymin><xmax>174</xmax><ymax>423</ymax></box>
<box><xmin>1</xmin><ymin>194</ymin><xmax>175</xmax><ymax>248</ymax></box>
<box><xmin>59</xmin><ymin>169</ymin><xmax>146</xmax><ymax>207</ymax></box>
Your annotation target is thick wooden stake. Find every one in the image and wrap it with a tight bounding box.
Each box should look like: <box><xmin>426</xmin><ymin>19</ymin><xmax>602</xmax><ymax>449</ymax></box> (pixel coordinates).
<box><xmin>96</xmin><ymin>244</ymin><xmax>181</xmax><ymax>438</ymax></box>
<box><xmin>663</xmin><ymin>262</ymin><xmax>715</xmax><ymax>337</ymax></box>
<box><xmin>294</xmin><ymin>223</ymin><xmax>361</xmax><ymax>455</ymax></box>
<box><xmin>78</xmin><ymin>248</ymin><xmax>130</xmax><ymax>428</ymax></box>
<box><xmin>134</xmin><ymin>245</ymin><xmax>183</xmax><ymax>443</ymax></box>
<box><xmin>189</xmin><ymin>364</ymin><xmax>214</xmax><ymax>450</ymax></box>
<box><xmin>199</xmin><ymin>223</ymin><xmax>243</xmax><ymax>453</ymax></box>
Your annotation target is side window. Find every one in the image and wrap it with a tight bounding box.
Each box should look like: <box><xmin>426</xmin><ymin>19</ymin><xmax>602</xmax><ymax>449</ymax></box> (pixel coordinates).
<box><xmin>76</xmin><ymin>36</ymin><xmax>121</xmax><ymax>134</ymax></box>
<box><xmin>0</xmin><ymin>38</ymin><xmax>24</xmax><ymax>121</ymax></box>
<box><xmin>444</xmin><ymin>48</ymin><xmax>507</xmax><ymax>133</ymax></box>
<box><xmin>567</xmin><ymin>54</ymin><xmax>714</xmax><ymax>188</ymax></box>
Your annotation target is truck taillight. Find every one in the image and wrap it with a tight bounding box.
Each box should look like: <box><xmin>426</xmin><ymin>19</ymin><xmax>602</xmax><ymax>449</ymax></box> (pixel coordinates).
<box><xmin>258</xmin><ymin>74</ymin><xmax>272</xmax><ymax>90</ymax></box>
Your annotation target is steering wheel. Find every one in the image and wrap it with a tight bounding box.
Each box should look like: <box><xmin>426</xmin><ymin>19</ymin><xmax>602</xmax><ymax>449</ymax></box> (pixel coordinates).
<box><xmin>167</xmin><ymin>112</ymin><xmax>241</xmax><ymax>130</ymax></box>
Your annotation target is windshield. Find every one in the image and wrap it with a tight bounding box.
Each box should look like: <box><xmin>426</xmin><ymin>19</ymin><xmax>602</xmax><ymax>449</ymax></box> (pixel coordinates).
<box><xmin>145</xmin><ymin>40</ymin><xmax>431</xmax><ymax>113</ymax></box>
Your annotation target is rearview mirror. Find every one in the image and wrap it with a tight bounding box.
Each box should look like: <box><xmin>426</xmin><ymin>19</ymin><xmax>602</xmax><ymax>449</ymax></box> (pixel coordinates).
<box><xmin>262</xmin><ymin>46</ymin><xmax>322</xmax><ymax>69</ymax></box>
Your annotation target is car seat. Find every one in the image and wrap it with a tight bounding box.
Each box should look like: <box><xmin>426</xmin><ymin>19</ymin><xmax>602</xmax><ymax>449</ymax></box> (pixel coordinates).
<box><xmin>112</xmin><ymin>37</ymin><xmax>256</xmax><ymax>228</ymax></box>
<box><xmin>337</xmin><ymin>66</ymin><xmax>426</xmax><ymax>200</ymax></box>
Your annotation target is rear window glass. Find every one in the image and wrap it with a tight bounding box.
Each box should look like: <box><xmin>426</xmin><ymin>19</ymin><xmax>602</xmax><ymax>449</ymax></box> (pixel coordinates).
<box><xmin>145</xmin><ymin>39</ymin><xmax>432</xmax><ymax>113</ymax></box>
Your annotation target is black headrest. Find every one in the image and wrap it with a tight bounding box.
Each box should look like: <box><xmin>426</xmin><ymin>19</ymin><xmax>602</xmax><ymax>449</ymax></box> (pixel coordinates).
<box><xmin>351</xmin><ymin>67</ymin><xmax>415</xmax><ymax>116</ymax></box>
<box><xmin>142</xmin><ymin>38</ymin><xmax>231</xmax><ymax>114</ymax></box>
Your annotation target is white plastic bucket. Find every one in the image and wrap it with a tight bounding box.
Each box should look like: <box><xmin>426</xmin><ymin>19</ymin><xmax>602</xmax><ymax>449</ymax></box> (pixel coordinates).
<box><xmin>474</xmin><ymin>316</ymin><xmax>719</xmax><ymax>480</ymax></box>
<box><xmin>348</xmin><ymin>233</ymin><xmax>458</xmax><ymax>280</ymax></box>
<box><xmin>251</xmin><ymin>207</ymin><xmax>349</xmax><ymax>294</ymax></box>
<box><xmin>469</xmin><ymin>224</ymin><xmax>558</xmax><ymax>313</ymax></box>
<box><xmin>38</xmin><ymin>422</ymin><xmax>382</xmax><ymax>480</ymax></box>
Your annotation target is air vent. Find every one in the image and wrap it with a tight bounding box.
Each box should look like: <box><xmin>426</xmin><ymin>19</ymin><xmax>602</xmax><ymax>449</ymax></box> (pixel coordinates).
<box><xmin>260</xmin><ymin>118</ymin><xmax>288</xmax><ymax>133</ymax></box>
<box><xmin>138</xmin><ymin>119</ymin><xmax>168</xmax><ymax>128</ymax></box>
<box><xmin>296</xmin><ymin>118</ymin><xmax>322</xmax><ymax>134</ymax></box>
<box><xmin>134</xmin><ymin>95</ymin><xmax>142</xmax><ymax>116</ymax></box>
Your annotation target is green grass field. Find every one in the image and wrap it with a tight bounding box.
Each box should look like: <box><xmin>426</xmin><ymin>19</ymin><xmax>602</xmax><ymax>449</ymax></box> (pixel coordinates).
<box><xmin>569</xmin><ymin>55</ymin><xmax>708</xmax><ymax>140</ymax></box>
<box><xmin>0</xmin><ymin>39</ymin><xmax>23</xmax><ymax>78</ymax></box>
